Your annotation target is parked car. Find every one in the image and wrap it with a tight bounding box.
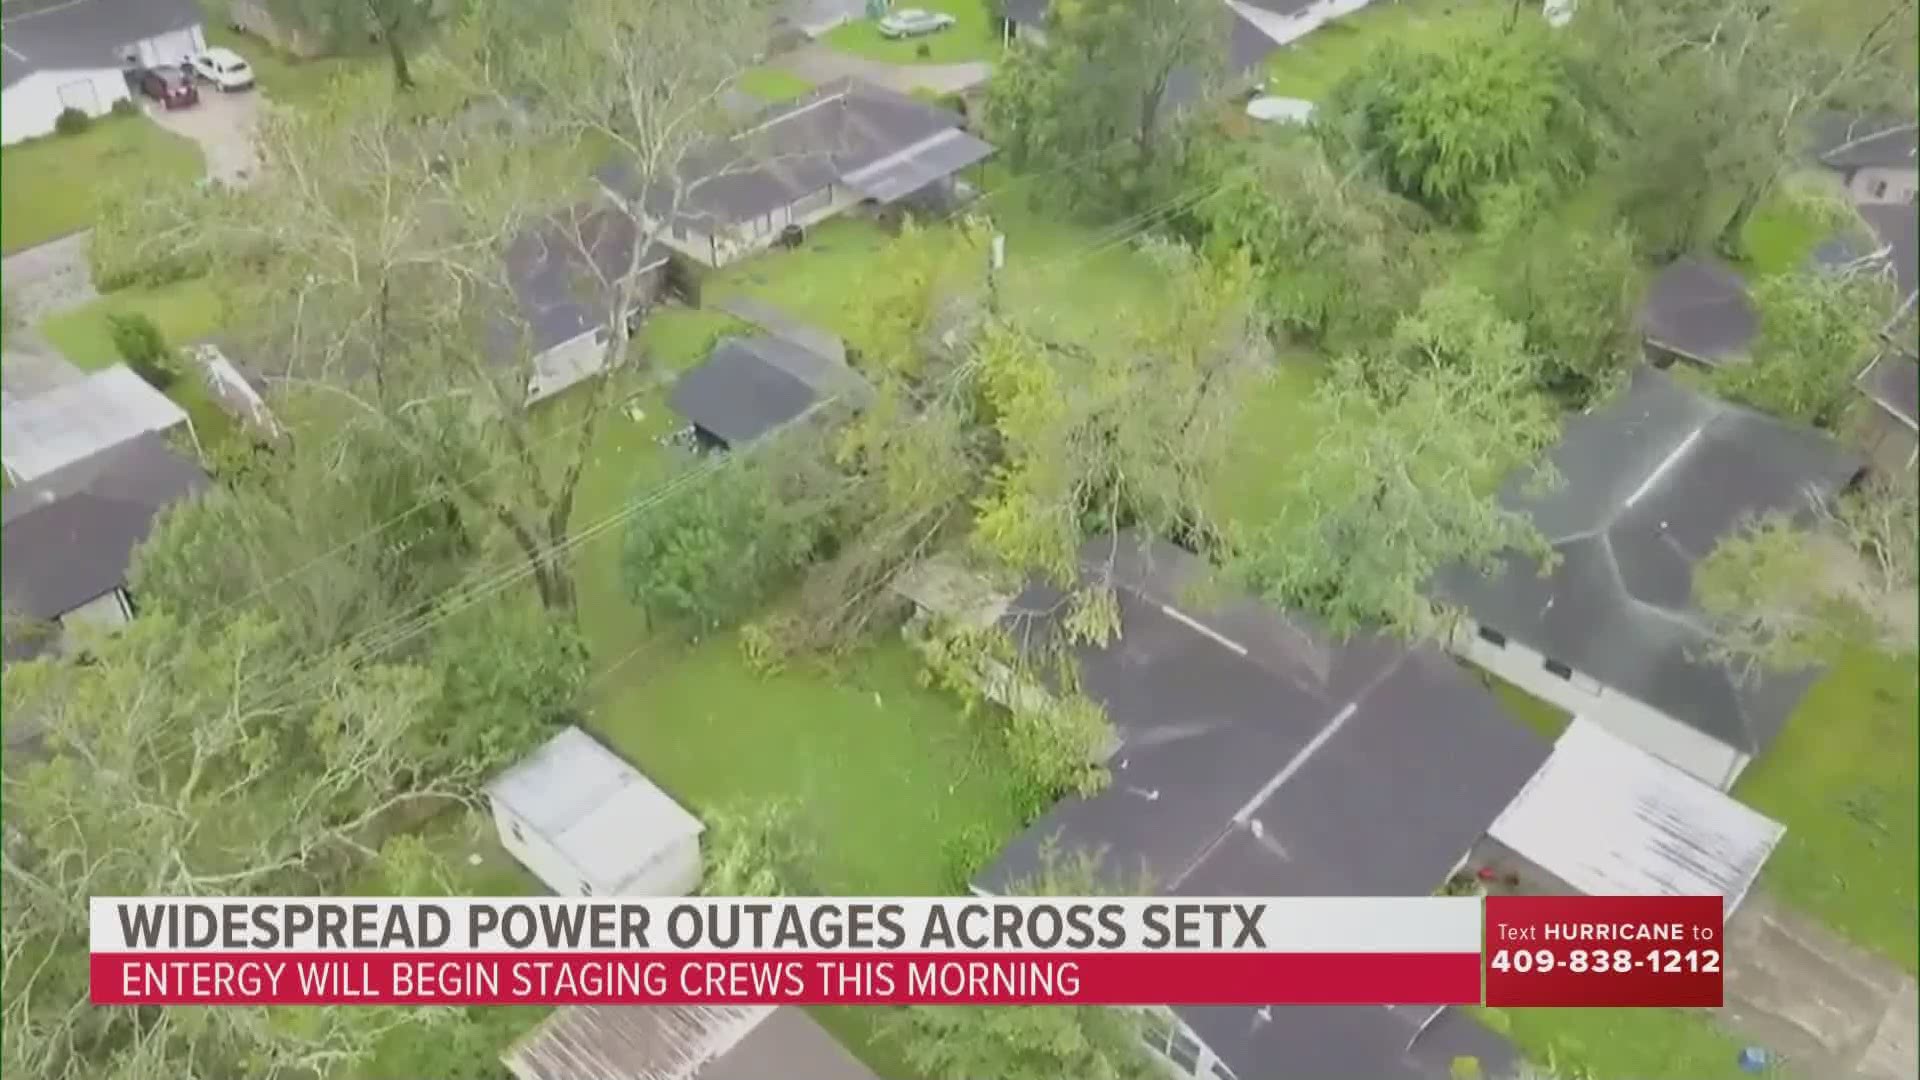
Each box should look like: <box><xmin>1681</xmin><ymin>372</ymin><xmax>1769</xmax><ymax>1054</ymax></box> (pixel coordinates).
<box><xmin>877</xmin><ymin>8</ymin><xmax>956</xmax><ymax>38</ymax></box>
<box><xmin>190</xmin><ymin>47</ymin><xmax>256</xmax><ymax>91</ymax></box>
<box><xmin>137</xmin><ymin>66</ymin><xmax>199</xmax><ymax>109</ymax></box>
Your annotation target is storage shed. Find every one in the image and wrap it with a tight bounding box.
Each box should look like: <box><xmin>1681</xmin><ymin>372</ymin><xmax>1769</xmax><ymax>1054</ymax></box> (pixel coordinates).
<box><xmin>1488</xmin><ymin>718</ymin><xmax>1786</xmax><ymax>914</ymax></box>
<box><xmin>487</xmin><ymin>727</ymin><xmax>705</xmax><ymax>898</ymax></box>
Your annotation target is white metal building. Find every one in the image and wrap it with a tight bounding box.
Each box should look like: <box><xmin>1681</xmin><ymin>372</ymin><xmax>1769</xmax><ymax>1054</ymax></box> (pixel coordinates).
<box><xmin>1490</xmin><ymin>719</ymin><xmax>1786</xmax><ymax>914</ymax></box>
<box><xmin>1</xmin><ymin>0</ymin><xmax>206</xmax><ymax>145</ymax></box>
<box><xmin>0</xmin><ymin>365</ymin><xmax>194</xmax><ymax>484</ymax></box>
<box><xmin>487</xmin><ymin>726</ymin><xmax>705</xmax><ymax>898</ymax></box>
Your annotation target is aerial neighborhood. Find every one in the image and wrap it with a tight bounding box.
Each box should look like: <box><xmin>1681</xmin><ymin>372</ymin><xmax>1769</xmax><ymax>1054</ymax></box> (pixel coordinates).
<box><xmin>1</xmin><ymin>0</ymin><xmax>1916</xmax><ymax>1078</ymax></box>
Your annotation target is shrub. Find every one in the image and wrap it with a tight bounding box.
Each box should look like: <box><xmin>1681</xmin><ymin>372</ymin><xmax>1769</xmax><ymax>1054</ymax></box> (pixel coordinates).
<box><xmin>110</xmin><ymin>97</ymin><xmax>139</xmax><ymax>118</ymax></box>
<box><xmin>915</xmin><ymin>42</ymin><xmax>932</xmax><ymax>59</ymax></box>
<box><xmin>940</xmin><ymin>823</ymin><xmax>1003</xmax><ymax>892</ymax></box>
<box><xmin>54</xmin><ymin>107</ymin><xmax>92</xmax><ymax>136</ymax></box>
<box><xmin>107</xmin><ymin>313</ymin><xmax>178</xmax><ymax>390</ymax></box>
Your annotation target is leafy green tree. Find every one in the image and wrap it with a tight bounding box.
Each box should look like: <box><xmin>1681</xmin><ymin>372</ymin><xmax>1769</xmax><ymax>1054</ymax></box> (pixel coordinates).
<box><xmin>700</xmin><ymin>800</ymin><xmax>817</xmax><ymax>896</ymax></box>
<box><xmin>1187</xmin><ymin>135</ymin><xmax>1437</xmax><ymax>350</ymax></box>
<box><xmin>266</xmin><ymin>0</ymin><xmax>437</xmax><ymax>89</ymax></box>
<box><xmin>1</xmin><ymin>616</ymin><xmax>459</xmax><ymax>1080</ymax></box>
<box><xmin>884</xmin><ymin>847</ymin><xmax>1160</xmax><ymax>1080</ymax></box>
<box><xmin>1325</xmin><ymin>22</ymin><xmax>1596</xmax><ymax>223</ymax></box>
<box><xmin>1717</xmin><ymin>269</ymin><xmax>1892</xmax><ymax>428</ymax></box>
<box><xmin>106</xmin><ymin>312</ymin><xmax>177</xmax><ymax>390</ymax></box>
<box><xmin>1233</xmin><ymin>286</ymin><xmax>1559</xmax><ymax>633</ymax></box>
<box><xmin>983</xmin><ymin>0</ymin><xmax>1228</xmax><ymax>213</ymax></box>
<box><xmin>621</xmin><ymin>453</ymin><xmax>823</xmax><ymax>631</ymax></box>
<box><xmin>1695</xmin><ymin>511</ymin><xmax>1859</xmax><ymax>680</ymax></box>
<box><xmin>1495</xmin><ymin>225</ymin><xmax>1642</xmax><ymax>405</ymax></box>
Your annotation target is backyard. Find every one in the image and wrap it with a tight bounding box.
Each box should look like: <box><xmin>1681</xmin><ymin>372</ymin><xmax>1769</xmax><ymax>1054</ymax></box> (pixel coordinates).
<box><xmin>0</xmin><ymin>114</ymin><xmax>203</xmax><ymax>253</ymax></box>
<box><xmin>1738</xmin><ymin>645</ymin><xmax>1920</xmax><ymax>973</ymax></box>
<box><xmin>822</xmin><ymin>0</ymin><xmax>999</xmax><ymax>64</ymax></box>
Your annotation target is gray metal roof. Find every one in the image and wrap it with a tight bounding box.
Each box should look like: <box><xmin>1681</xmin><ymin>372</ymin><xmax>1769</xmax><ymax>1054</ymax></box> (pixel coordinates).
<box><xmin>669</xmin><ymin>335</ymin><xmax>867</xmax><ymax>447</ymax></box>
<box><xmin>841</xmin><ymin>127</ymin><xmax>994</xmax><ymax>204</ymax></box>
<box><xmin>503</xmin><ymin>1005</ymin><xmax>876</xmax><ymax>1080</ymax></box>
<box><xmin>1489</xmin><ymin>719</ymin><xmax>1785</xmax><ymax>913</ymax></box>
<box><xmin>1</xmin><ymin>0</ymin><xmax>203</xmax><ymax>88</ymax></box>
<box><xmin>1432</xmin><ymin>366</ymin><xmax>1862</xmax><ymax>756</ymax></box>
<box><xmin>487</xmin><ymin>727</ymin><xmax>704</xmax><ymax>892</ymax></box>
<box><xmin>974</xmin><ymin>533</ymin><xmax>1546</xmax><ymax>1080</ymax></box>
<box><xmin>1</xmin><ymin>432</ymin><xmax>208</xmax><ymax>621</ymax></box>
<box><xmin>504</xmin><ymin>203</ymin><xmax>669</xmax><ymax>354</ymax></box>
<box><xmin>597</xmin><ymin>78</ymin><xmax>984</xmax><ymax>230</ymax></box>
<box><xmin>1179</xmin><ymin>1002</ymin><xmax>1518</xmax><ymax>1080</ymax></box>
<box><xmin>1639</xmin><ymin>256</ymin><xmax>1757</xmax><ymax>366</ymax></box>
<box><xmin>1003</xmin><ymin>0</ymin><xmax>1048</xmax><ymax>28</ymax></box>
<box><xmin>2</xmin><ymin>365</ymin><xmax>190</xmax><ymax>483</ymax></box>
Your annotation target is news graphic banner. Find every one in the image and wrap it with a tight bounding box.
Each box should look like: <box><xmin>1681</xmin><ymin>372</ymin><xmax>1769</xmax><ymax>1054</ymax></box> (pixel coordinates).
<box><xmin>89</xmin><ymin>894</ymin><xmax>1721</xmax><ymax>1008</ymax></box>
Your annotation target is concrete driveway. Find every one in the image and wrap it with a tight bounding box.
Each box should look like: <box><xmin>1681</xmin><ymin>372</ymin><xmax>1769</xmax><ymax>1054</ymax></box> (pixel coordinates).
<box><xmin>773</xmin><ymin>42</ymin><xmax>992</xmax><ymax>96</ymax></box>
<box><xmin>2</xmin><ymin>232</ymin><xmax>96</xmax><ymax>325</ymax></box>
<box><xmin>146</xmin><ymin>87</ymin><xmax>264</xmax><ymax>187</ymax></box>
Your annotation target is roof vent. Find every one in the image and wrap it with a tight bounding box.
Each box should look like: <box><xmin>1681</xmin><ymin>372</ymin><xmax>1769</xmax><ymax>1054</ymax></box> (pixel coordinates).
<box><xmin>1254</xmin><ymin>1005</ymin><xmax>1273</xmax><ymax>1025</ymax></box>
<box><xmin>1248</xmin><ymin>818</ymin><xmax>1265</xmax><ymax>839</ymax></box>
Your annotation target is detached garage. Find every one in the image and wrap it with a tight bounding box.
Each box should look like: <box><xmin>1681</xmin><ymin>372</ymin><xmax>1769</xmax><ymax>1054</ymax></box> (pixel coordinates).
<box><xmin>2</xmin><ymin>0</ymin><xmax>207</xmax><ymax>146</ymax></box>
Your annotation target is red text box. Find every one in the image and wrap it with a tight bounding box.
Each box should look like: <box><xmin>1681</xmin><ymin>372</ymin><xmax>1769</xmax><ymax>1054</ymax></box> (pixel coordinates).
<box><xmin>1483</xmin><ymin>895</ymin><xmax>1723</xmax><ymax>1007</ymax></box>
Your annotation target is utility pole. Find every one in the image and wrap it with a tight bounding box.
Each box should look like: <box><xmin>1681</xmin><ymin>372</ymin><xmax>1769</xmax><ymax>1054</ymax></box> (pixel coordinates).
<box><xmin>988</xmin><ymin>231</ymin><xmax>1006</xmax><ymax>315</ymax></box>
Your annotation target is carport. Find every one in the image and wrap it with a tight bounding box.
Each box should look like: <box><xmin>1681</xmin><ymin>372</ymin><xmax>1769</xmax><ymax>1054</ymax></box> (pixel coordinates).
<box><xmin>1488</xmin><ymin>718</ymin><xmax>1785</xmax><ymax>913</ymax></box>
<box><xmin>0</xmin><ymin>365</ymin><xmax>195</xmax><ymax>483</ymax></box>
<box><xmin>840</xmin><ymin>128</ymin><xmax>994</xmax><ymax>204</ymax></box>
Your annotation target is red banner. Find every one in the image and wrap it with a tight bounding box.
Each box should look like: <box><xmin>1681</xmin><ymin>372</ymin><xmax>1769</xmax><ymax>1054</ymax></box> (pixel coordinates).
<box><xmin>1482</xmin><ymin>895</ymin><xmax>1724</xmax><ymax>1007</ymax></box>
<box><xmin>91</xmin><ymin>950</ymin><xmax>1484</xmax><ymax>1006</ymax></box>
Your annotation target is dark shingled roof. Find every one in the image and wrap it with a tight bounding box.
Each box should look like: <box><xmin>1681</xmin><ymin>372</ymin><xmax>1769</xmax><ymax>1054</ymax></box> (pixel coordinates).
<box><xmin>503</xmin><ymin>1005</ymin><xmax>876</xmax><ymax>1080</ymax></box>
<box><xmin>1817</xmin><ymin>118</ymin><xmax>1920</xmax><ymax>171</ymax></box>
<box><xmin>669</xmin><ymin>335</ymin><xmax>868</xmax><ymax>447</ymax></box>
<box><xmin>1</xmin><ymin>432</ymin><xmax>209</xmax><ymax>621</ymax></box>
<box><xmin>975</xmin><ymin>533</ymin><xmax>1546</xmax><ymax>1080</ymax></box>
<box><xmin>503</xmin><ymin>203</ymin><xmax>669</xmax><ymax>354</ymax></box>
<box><xmin>1004</xmin><ymin>0</ymin><xmax>1048</xmax><ymax>28</ymax></box>
<box><xmin>1433</xmin><ymin>367</ymin><xmax>1862</xmax><ymax>757</ymax></box>
<box><xmin>1858</xmin><ymin>350</ymin><xmax>1920</xmax><ymax>430</ymax></box>
<box><xmin>1859</xmin><ymin>201</ymin><xmax>1919</xmax><ymax>304</ymax></box>
<box><xmin>596</xmin><ymin>78</ymin><xmax>979</xmax><ymax>231</ymax></box>
<box><xmin>1</xmin><ymin>0</ymin><xmax>202</xmax><ymax>88</ymax></box>
<box><xmin>1000</xmin><ymin>0</ymin><xmax>1276</xmax><ymax>109</ymax></box>
<box><xmin>1639</xmin><ymin>256</ymin><xmax>1757</xmax><ymax>366</ymax></box>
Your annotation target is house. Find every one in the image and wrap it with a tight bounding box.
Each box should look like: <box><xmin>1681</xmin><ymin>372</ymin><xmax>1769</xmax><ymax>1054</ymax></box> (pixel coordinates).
<box><xmin>1</xmin><ymin>364</ymin><xmax>196</xmax><ymax>484</ymax></box>
<box><xmin>1481</xmin><ymin>718</ymin><xmax>1786</xmax><ymax>914</ymax></box>
<box><xmin>1228</xmin><ymin>0</ymin><xmax>1376</xmax><ymax>50</ymax></box>
<box><xmin>1433</xmin><ymin>366</ymin><xmax>1864</xmax><ymax>791</ymax></box>
<box><xmin>487</xmin><ymin>726</ymin><xmax>705</xmax><ymax>898</ymax></box>
<box><xmin>1003</xmin><ymin>0</ymin><xmax>1289</xmax><ymax>104</ymax></box>
<box><xmin>971</xmin><ymin>532</ymin><xmax>1548</xmax><ymax>1080</ymax></box>
<box><xmin>503</xmin><ymin>1004</ymin><xmax>878</xmax><ymax>1080</ymax></box>
<box><xmin>669</xmin><ymin>334</ymin><xmax>870</xmax><ymax>449</ymax></box>
<box><xmin>1813</xmin><ymin>114</ymin><xmax>1919</xmax><ymax>206</ymax></box>
<box><xmin>502</xmin><ymin>203</ymin><xmax>671</xmax><ymax>404</ymax></box>
<box><xmin>1</xmin><ymin>432</ymin><xmax>209</xmax><ymax>659</ymax></box>
<box><xmin>1</xmin><ymin>0</ymin><xmax>206</xmax><ymax>145</ymax></box>
<box><xmin>596</xmin><ymin>78</ymin><xmax>994</xmax><ymax>268</ymax></box>
<box><xmin>1855</xmin><ymin>349</ymin><xmax>1918</xmax><ymax>471</ymax></box>
<box><xmin>1638</xmin><ymin>256</ymin><xmax>1757</xmax><ymax>369</ymax></box>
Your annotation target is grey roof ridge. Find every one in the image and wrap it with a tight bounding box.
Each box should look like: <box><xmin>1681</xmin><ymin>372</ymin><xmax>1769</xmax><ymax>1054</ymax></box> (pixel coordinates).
<box><xmin>1823</xmin><ymin>120</ymin><xmax>1920</xmax><ymax>162</ymax></box>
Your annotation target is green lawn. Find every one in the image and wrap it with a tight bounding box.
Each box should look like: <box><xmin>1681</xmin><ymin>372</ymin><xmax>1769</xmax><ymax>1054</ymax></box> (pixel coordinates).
<box><xmin>39</xmin><ymin>278</ymin><xmax>227</xmax><ymax>368</ymax></box>
<box><xmin>0</xmin><ymin>116</ymin><xmax>204</xmax><ymax>253</ymax></box>
<box><xmin>821</xmin><ymin>0</ymin><xmax>999</xmax><ymax>65</ymax></box>
<box><xmin>1737</xmin><ymin>645</ymin><xmax>1920</xmax><ymax>972</ymax></box>
<box><xmin>1486</xmin><ymin>1005</ymin><xmax>1750</xmax><ymax>1080</ymax></box>
<box><xmin>1262</xmin><ymin>0</ymin><xmax>1503</xmax><ymax>101</ymax></box>
<box><xmin>639</xmin><ymin>307</ymin><xmax>750</xmax><ymax>371</ymax></box>
<box><xmin>1736</xmin><ymin>183</ymin><xmax>1838</xmax><ymax>278</ymax></box>
<box><xmin>1469</xmin><ymin>668</ymin><xmax>1573</xmax><ymax>743</ymax></box>
<box><xmin>1207</xmin><ymin>357</ymin><xmax>1326</xmax><ymax>529</ymax></box>
<box><xmin>738</xmin><ymin>66</ymin><xmax>816</xmax><ymax>103</ymax></box>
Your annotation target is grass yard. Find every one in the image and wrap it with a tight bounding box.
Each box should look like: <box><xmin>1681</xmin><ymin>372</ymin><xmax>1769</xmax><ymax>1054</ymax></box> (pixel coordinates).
<box><xmin>1262</xmin><ymin>0</ymin><xmax>1503</xmax><ymax>101</ymax></box>
<box><xmin>738</xmin><ymin>66</ymin><xmax>816</xmax><ymax>103</ymax></box>
<box><xmin>639</xmin><ymin>307</ymin><xmax>750</xmax><ymax>371</ymax></box>
<box><xmin>1736</xmin><ymin>183</ymin><xmax>1840</xmax><ymax>278</ymax></box>
<box><xmin>821</xmin><ymin>0</ymin><xmax>999</xmax><ymax>65</ymax></box>
<box><xmin>1206</xmin><ymin>357</ymin><xmax>1327</xmax><ymax>530</ymax></box>
<box><xmin>1468</xmin><ymin>668</ymin><xmax>1572</xmax><ymax>743</ymax></box>
<box><xmin>1486</xmin><ymin>1004</ymin><xmax>1750</xmax><ymax>1080</ymax></box>
<box><xmin>0</xmin><ymin>116</ymin><xmax>203</xmax><ymax>253</ymax></box>
<box><xmin>709</xmin><ymin>217</ymin><xmax>898</xmax><ymax>329</ymax></box>
<box><xmin>1737</xmin><ymin>645</ymin><xmax>1920</xmax><ymax>972</ymax></box>
<box><xmin>38</xmin><ymin>278</ymin><xmax>227</xmax><ymax>369</ymax></box>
